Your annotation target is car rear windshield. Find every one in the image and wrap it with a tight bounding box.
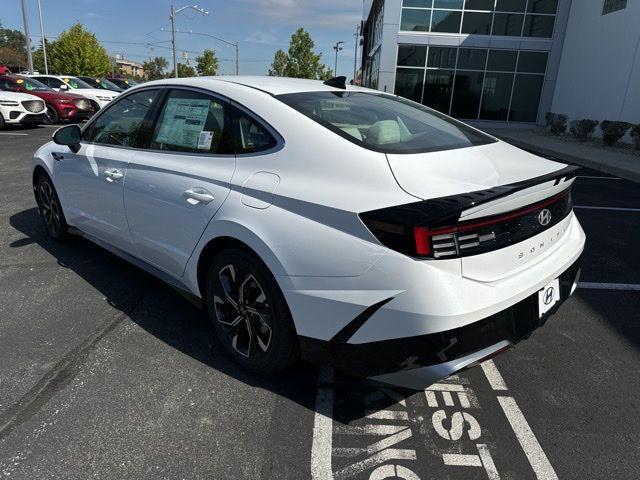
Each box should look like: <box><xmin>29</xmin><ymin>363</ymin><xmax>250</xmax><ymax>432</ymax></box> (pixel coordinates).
<box><xmin>277</xmin><ymin>91</ymin><xmax>496</xmax><ymax>154</ymax></box>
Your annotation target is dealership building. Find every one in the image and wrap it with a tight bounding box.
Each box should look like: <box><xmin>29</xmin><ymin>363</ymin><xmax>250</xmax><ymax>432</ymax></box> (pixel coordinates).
<box><xmin>360</xmin><ymin>0</ymin><xmax>640</xmax><ymax>127</ymax></box>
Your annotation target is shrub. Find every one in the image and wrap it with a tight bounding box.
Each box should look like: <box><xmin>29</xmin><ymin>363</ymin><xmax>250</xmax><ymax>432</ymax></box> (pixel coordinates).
<box><xmin>545</xmin><ymin>112</ymin><xmax>568</xmax><ymax>135</ymax></box>
<box><xmin>570</xmin><ymin>119</ymin><xmax>599</xmax><ymax>140</ymax></box>
<box><xmin>630</xmin><ymin>124</ymin><xmax>640</xmax><ymax>150</ymax></box>
<box><xmin>600</xmin><ymin>121</ymin><xmax>630</xmax><ymax>146</ymax></box>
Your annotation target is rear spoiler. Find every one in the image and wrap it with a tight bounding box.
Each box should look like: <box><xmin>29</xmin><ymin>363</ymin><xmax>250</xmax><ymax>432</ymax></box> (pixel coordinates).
<box><xmin>360</xmin><ymin>165</ymin><xmax>578</xmax><ymax>229</ymax></box>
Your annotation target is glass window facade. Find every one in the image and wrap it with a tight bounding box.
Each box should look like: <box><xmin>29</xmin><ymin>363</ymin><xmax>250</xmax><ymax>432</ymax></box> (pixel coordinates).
<box><xmin>602</xmin><ymin>0</ymin><xmax>627</xmax><ymax>15</ymax></box>
<box><xmin>400</xmin><ymin>0</ymin><xmax>557</xmax><ymax>38</ymax></box>
<box><xmin>395</xmin><ymin>45</ymin><xmax>548</xmax><ymax>122</ymax></box>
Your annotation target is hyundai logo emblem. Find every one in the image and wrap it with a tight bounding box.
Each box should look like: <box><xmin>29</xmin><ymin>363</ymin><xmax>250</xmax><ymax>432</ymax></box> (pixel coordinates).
<box><xmin>543</xmin><ymin>286</ymin><xmax>555</xmax><ymax>305</ymax></box>
<box><xmin>538</xmin><ymin>209</ymin><xmax>552</xmax><ymax>226</ymax></box>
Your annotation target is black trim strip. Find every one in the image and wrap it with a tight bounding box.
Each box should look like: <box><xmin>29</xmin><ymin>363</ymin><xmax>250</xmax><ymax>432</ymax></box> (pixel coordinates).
<box><xmin>361</xmin><ymin>165</ymin><xmax>579</xmax><ymax>229</ymax></box>
<box><xmin>329</xmin><ymin>298</ymin><xmax>393</xmax><ymax>344</ymax></box>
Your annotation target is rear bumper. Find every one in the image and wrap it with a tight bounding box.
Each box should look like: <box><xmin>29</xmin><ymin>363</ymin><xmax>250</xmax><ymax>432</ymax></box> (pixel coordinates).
<box><xmin>300</xmin><ymin>254</ymin><xmax>582</xmax><ymax>388</ymax></box>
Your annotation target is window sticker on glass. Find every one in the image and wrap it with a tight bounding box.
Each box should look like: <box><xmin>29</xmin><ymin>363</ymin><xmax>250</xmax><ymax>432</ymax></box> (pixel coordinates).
<box><xmin>198</xmin><ymin>131</ymin><xmax>214</xmax><ymax>150</ymax></box>
<box><xmin>155</xmin><ymin>98</ymin><xmax>211</xmax><ymax>149</ymax></box>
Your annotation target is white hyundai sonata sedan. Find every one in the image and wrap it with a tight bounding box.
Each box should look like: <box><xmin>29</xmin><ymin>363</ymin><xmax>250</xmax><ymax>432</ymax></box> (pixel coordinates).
<box><xmin>30</xmin><ymin>76</ymin><xmax>585</xmax><ymax>389</ymax></box>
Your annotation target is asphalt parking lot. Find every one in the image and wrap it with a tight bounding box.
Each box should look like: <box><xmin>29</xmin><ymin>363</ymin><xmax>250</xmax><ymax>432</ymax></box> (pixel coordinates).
<box><xmin>1</xmin><ymin>125</ymin><xmax>639</xmax><ymax>480</ymax></box>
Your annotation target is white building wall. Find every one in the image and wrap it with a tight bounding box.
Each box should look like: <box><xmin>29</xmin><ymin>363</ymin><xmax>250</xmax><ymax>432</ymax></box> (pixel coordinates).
<box><xmin>551</xmin><ymin>1</ymin><xmax>640</xmax><ymax>123</ymax></box>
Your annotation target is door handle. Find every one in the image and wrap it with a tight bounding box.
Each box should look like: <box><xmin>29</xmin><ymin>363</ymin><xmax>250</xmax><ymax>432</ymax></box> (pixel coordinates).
<box><xmin>52</xmin><ymin>152</ymin><xmax>64</xmax><ymax>161</ymax></box>
<box><xmin>184</xmin><ymin>187</ymin><xmax>214</xmax><ymax>205</ymax></box>
<box><xmin>105</xmin><ymin>168</ymin><xmax>124</xmax><ymax>182</ymax></box>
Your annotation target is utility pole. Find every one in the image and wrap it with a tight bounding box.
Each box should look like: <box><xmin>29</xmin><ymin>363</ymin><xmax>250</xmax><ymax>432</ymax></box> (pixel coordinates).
<box><xmin>20</xmin><ymin>0</ymin><xmax>34</xmax><ymax>74</ymax></box>
<box><xmin>353</xmin><ymin>24</ymin><xmax>360</xmax><ymax>83</ymax></box>
<box><xmin>333</xmin><ymin>41</ymin><xmax>344</xmax><ymax>76</ymax></box>
<box><xmin>170</xmin><ymin>5</ymin><xmax>209</xmax><ymax>78</ymax></box>
<box><xmin>171</xmin><ymin>5</ymin><xmax>177</xmax><ymax>78</ymax></box>
<box><xmin>235</xmin><ymin>41</ymin><xmax>239</xmax><ymax>76</ymax></box>
<box><xmin>37</xmin><ymin>0</ymin><xmax>48</xmax><ymax>74</ymax></box>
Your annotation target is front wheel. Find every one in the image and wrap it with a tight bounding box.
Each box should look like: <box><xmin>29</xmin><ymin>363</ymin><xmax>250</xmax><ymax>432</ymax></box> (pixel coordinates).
<box><xmin>43</xmin><ymin>104</ymin><xmax>60</xmax><ymax>124</ymax></box>
<box><xmin>205</xmin><ymin>247</ymin><xmax>299</xmax><ymax>374</ymax></box>
<box><xmin>35</xmin><ymin>174</ymin><xmax>68</xmax><ymax>241</ymax></box>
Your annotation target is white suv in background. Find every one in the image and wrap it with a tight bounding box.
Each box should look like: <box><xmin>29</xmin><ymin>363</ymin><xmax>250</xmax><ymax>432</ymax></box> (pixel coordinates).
<box><xmin>0</xmin><ymin>90</ymin><xmax>46</xmax><ymax>129</ymax></box>
<box><xmin>29</xmin><ymin>75</ymin><xmax>119</xmax><ymax>111</ymax></box>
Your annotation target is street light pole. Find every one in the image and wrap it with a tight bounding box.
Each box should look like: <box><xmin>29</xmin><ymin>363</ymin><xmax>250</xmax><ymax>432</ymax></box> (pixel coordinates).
<box><xmin>169</xmin><ymin>4</ymin><xmax>209</xmax><ymax>78</ymax></box>
<box><xmin>20</xmin><ymin>0</ymin><xmax>34</xmax><ymax>74</ymax></box>
<box><xmin>353</xmin><ymin>24</ymin><xmax>360</xmax><ymax>83</ymax></box>
<box><xmin>37</xmin><ymin>0</ymin><xmax>48</xmax><ymax>74</ymax></box>
<box><xmin>333</xmin><ymin>41</ymin><xmax>344</xmax><ymax>76</ymax></box>
<box><xmin>168</xmin><ymin>29</ymin><xmax>239</xmax><ymax>75</ymax></box>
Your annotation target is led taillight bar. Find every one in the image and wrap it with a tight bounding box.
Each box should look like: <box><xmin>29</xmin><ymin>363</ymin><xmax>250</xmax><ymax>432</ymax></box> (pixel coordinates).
<box><xmin>413</xmin><ymin>190</ymin><xmax>571</xmax><ymax>257</ymax></box>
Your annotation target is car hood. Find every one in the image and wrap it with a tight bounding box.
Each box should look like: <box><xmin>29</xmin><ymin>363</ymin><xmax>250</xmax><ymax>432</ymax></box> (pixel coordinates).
<box><xmin>70</xmin><ymin>88</ymin><xmax>119</xmax><ymax>97</ymax></box>
<box><xmin>385</xmin><ymin>140</ymin><xmax>566</xmax><ymax>200</ymax></box>
<box><xmin>23</xmin><ymin>90</ymin><xmax>85</xmax><ymax>102</ymax></box>
<box><xmin>0</xmin><ymin>91</ymin><xmax>42</xmax><ymax>102</ymax></box>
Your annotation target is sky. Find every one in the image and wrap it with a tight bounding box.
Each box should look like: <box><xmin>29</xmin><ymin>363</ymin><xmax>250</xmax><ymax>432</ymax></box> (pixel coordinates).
<box><xmin>1</xmin><ymin>0</ymin><xmax>364</xmax><ymax>77</ymax></box>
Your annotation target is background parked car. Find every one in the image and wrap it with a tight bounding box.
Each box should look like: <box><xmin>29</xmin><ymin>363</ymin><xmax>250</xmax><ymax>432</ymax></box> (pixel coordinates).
<box><xmin>105</xmin><ymin>77</ymin><xmax>139</xmax><ymax>90</ymax></box>
<box><xmin>0</xmin><ymin>75</ymin><xmax>92</xmax><ymax>124</ymax></box>
<box><xmin>78</xmin><ymin>76</ymin><xmax>125</xmax><ymax>93</ymax></box>
<box><xmin>0</xmin><ymin>89</ymin><xmax>46</xmax><ymax>130</ymax></box>
<box><xmin>29</xmin><ymin>75</ymin><xmax>119</xmax><ymax>111</ymax></box>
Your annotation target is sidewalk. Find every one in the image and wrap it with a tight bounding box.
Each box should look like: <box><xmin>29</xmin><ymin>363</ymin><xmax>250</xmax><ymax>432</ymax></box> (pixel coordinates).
<box><xmin>486</xmin><ymin>128</ymin><xmax>640</xmax><ymax>183</ymax></box>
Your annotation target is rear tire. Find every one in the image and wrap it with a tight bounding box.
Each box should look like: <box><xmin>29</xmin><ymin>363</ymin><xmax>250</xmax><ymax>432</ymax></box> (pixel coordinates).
<box><xmin>205</xmin><ymin>247</ymin><xmax>299</xmax><ymax>374</ymax></box>
<box><xmin>34</xmin><ymin>173</ymin><xmax>68</xmax><ymax>241</ymax></box>
<box><xmin>0</xmin><ymin>113</ymin><xmax>5</xmax><ymax>131</ymax></box>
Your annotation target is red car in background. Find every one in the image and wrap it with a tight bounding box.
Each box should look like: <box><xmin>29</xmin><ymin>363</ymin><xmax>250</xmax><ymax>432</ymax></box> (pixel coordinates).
<box><xmin>0</xmin><ymin>75</ymin><xmax>93</xmax><ymax>124</ymax></box>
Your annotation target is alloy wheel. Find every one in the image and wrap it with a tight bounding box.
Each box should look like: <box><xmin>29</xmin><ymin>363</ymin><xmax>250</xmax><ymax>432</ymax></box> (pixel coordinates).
<box><xmin>213</xmin><ymin>264</ymin><xmax>273</xmax><ymax>358</ymax></box>
<box><xmin>38</xmin><ymin>180</ymin><xmax>62</xmax><ymax>234</ymax></box>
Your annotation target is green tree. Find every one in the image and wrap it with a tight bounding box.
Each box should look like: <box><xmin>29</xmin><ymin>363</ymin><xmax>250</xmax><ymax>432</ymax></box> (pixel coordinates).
<box><xmin>268</xmin><ymin>49</ymin><xmax>288</xmax><ymax>76</ymax></box>
<box><xmin>51</xmin><ymin>23</ymin><xmax>111</xmax><ymax>75</ymax></box>
<box><xmin>142</xmin><ymin>56</ymin><xmax>168</xmax><ymax>80</ymax></box>
<box><xmin>195</xmin><ymin>49</ymin><xmax>219</xmax><ymax>76</ymax></box>
<box><xmin>272</xmin><ymin>28</ymin><xmax>331</xmax><ymax>80</ymax></box>
<box><xmin>32</xmin><ymin>38</ymin><xmax>53</xmax><ymax>73</ymax></box>
<box><xmin>168</xmin><ymin>62</ymin><xmax>196</xmax><ymax>78</ymax></box>
<box><xmin>0</xmin><ymin>24</ymin><xmax>27</xmax><ymax>53</ymax></box>
<box><xmin>0</xmin><ymin>22</ymin><xmax>27</xmax><ymax>69</ymax></box>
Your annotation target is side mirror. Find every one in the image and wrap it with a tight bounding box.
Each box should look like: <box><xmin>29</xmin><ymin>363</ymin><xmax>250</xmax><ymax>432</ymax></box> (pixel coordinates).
<box><xmin>53</xmin><ymin>124</ymin><xmax>82</xmax><ymax>153</ymax></box>
<box><xmin>59</xmin><ymin>84</ymin><xmax>69</xmax><ymax>91</ymax></box>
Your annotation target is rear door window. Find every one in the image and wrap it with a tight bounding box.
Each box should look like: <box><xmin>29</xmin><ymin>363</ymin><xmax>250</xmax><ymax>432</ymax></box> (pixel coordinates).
<box><xmin>150</xmin><ymin>89</ymin><xmax>234</xmax><ymax>155</ymax></box>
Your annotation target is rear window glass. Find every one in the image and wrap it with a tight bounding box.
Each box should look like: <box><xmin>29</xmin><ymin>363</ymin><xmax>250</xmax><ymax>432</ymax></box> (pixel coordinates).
<box><xmin>277</xmin><ymin>91</ymin><xmax>496</xmax><ymax>154</ymax></box>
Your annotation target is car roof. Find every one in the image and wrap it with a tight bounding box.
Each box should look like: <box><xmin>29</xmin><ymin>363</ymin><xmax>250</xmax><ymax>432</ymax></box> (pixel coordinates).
<box><xmin>141</xmin><ymin>76</ymin><xmax>378</xmax><ymax>96</ymax></box>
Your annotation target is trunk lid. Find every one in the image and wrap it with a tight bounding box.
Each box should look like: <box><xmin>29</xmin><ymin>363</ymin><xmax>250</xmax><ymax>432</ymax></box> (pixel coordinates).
<box><xmin>386</xmin><ymin>140</ymin><xmax>564</xmax><ymax>200</ymax></box>
<box><xmin>386</xmin><ymin>140</ymin><xmax>577</xmax><ymax>282</ymax></box>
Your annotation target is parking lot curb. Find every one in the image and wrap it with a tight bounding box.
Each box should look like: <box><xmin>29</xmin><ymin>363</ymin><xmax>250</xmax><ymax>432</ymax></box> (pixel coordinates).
<box><xmin>491</xmin><ymin>133</ymin><xmax>640</xmax><ymax>184</ymax></box>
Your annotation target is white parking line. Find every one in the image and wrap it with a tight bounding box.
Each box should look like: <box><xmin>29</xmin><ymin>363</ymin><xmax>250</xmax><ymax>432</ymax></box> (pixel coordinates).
<box><xmin>578</xmin><ymin>282</ymin><xmax>640</xmax><ymax>291</ymax></box>
<box><xmin>497</xmin><ymin>397</ymin><xmax>559</xmax><ymax>480</ymax></box>
<box><xmin>0</xmin><ymin>132</ymin><xmax>29</xmax><ymax>136</ymax></box>
<box><xmin>482</xmin><ymin>358</ymin><xmax>559</xmax><ymax>480</ymax></box>
<box><xmin>574</xmin><ymin>205</ymin><xmax>640</xmax><ymax>212</ymax></box>
<box><xmin>311</xmin><ymin>366</ymin><xmax>334</xmax><ymax>480</ymax></box>
<box><xmin>480</xmin><ymin>360</ymin><xmax>508</xmax><ymax>391</ymax></box>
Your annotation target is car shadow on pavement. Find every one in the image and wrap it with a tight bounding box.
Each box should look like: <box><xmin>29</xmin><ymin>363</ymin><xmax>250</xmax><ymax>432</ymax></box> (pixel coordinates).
<box><xmin>8</xmin><ymin>207</ymin><xmax>339</xmax><ymax>417</ymax></box>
